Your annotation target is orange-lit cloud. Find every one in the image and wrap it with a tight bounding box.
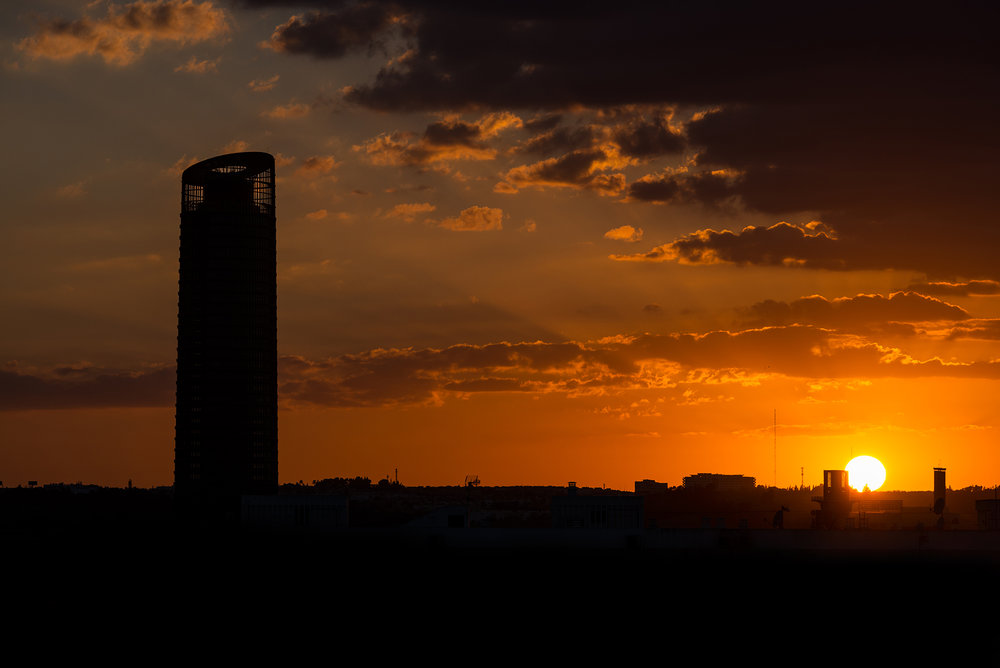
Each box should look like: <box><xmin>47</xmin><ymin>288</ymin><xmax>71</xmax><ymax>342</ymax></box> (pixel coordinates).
<box><xmin>742</xmin><ymin>292</ymin><xmax>970</xmax><ymax>330</ymax></box>
<box><xmin>942</xmin><ymin>319</ymin><xmax>1000</xmax><ymax>340</ymax></box>
<box><xmin>355</xmin><ymin>112</ymin><xmax>522</xmax><ymax>168</ymax></box>
<box><xmin>17</xmin><ymin>0</ymin><xmax>229</xmax><ymax>66</ymax></box>
<box><xmin>495</xmin><ymin>148</ymin><xmax>628</xmax><ymax>195</ymax></box>
<box><xmin>11</xmin><ymin>319</ymin><xmax>1000</xmax><ymax>411</ymax></box>
<box><xmin>166</xmin><ymin>154</ymin><xmax>197</xmax><ymax>176</ymax></box>
<box><xmin>439</xmin><ymin>206</ymin><xmax>503</xmax><ymax>232</ymax></box>
<box><xmin>604</xmin><ymin>225</ymin><xmax>643</xmax><ymax>243</ymax></box>
<box><xmin>173</xmin><ymin>55</ymin><xmax>218</xmax><ymax>73</ymax></box>
<box><xmin>385</xmin><ymin>202</ymin><xmax>436</xmax><ymax>221</ymax></box>
<box><xmin>464</xmin><ymin>112</ymin><xmax>523</xmax><ymax>138</ymax></box>
<box><xmin>222</xmin><ymin>139</ymin><xmax>250</xmax><ymax>153</ymax></box>
<box><xmin>611</xmin><ymin>222</ymin><xmax>841</xmax><ymax>266</ymax></box>
<box><xmin>355</xmin><ymin>131</ymin><xmax>488</xmax><ymax>166</ymax></box>
<box><xmin>272</xmin><ymin>328</ymin><xmax>1000</xmax><ymax>409</ymax></box>
<box><xmin>248</xmin><ymin>74</ymin><xmax>279</xmax><ymax>92</ymax></box>
<box><xmin>513</xmin><ymin>107</ymin><xmax>685</xmax><ymax>165</ymax></box>
<box><xmin>263</xmin><ymin>101</ymin><xmax>311</xmax><ymax>119</ymax></box>
<box><xmin>294</xmin><ymin>155</ymin><xmax>339</xmax><ymax>176</ymax></box>
<box><xmin>906</xmin><ymin>280</ymin><xmax>1000</xmax><ymax>297</ymax></box>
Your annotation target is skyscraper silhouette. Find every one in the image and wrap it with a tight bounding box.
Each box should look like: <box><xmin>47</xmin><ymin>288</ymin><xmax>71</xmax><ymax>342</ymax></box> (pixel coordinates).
<box><xmin>174</xmin><ymin>152</ymin><xmax>277</xmax><ymax>517</ymax></box>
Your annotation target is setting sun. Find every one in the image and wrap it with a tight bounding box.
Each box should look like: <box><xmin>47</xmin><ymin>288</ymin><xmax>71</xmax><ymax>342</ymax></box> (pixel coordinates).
<box><xmin>846</xmin><ymin>456</ymin><xmax>887</xmax><ymax>491</ymax></box>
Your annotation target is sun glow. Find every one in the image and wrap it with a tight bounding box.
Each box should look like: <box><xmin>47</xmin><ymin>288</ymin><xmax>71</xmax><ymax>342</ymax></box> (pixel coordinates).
<box><xmin>846</xmin><ymin>455</ymin><xmax>886</xmax><ymax>491</ymax></box>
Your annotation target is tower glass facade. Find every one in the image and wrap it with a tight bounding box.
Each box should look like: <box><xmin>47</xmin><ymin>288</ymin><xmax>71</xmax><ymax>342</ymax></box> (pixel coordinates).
<box><xmin>175</xmin><ymin>152</ymin><xmax>277</xmax><ymax>514</ymax></box>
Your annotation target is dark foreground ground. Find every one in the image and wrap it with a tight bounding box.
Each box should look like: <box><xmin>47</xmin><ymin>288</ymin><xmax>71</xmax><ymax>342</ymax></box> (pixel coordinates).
<box><xmin>6</xmin><ymin>521</ymin><xmax>1000</xmax><ymax>656</ymax></box>
<box><xmin>9</xmin><ymin>522</ymin><xmax>1000</xmax><ymax>594</ymax></box>
<box><xmin>6</xmin><ymin>483</ymin><xmax>999</xmax><ymax>651</ymax></box>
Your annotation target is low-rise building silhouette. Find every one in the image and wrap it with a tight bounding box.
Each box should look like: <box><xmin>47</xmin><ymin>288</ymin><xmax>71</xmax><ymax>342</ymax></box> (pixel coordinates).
<box><xmin>551</xmin><ymin>482</ymin><xmax>643</xmax><ymax>529</ymax></box>
<box><xmin>682</xmin><ymin>473</ymin><xmax>756</xmax><ymax>492</ymax></box>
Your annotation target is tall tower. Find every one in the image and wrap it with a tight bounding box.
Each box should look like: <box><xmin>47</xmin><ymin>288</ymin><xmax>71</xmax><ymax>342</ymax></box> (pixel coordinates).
<box><xmin>174</xmin><ymin>152</ymin><xmax>277</xmax><ymax>517</ymax></box>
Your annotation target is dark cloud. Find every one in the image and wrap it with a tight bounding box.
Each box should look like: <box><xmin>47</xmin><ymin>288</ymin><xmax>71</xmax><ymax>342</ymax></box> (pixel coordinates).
<box><xmin>523</xmin><ymin>114</ymin><xmax>562</xmax><ymax>132</ymax></box>
<box><xmin>264</xmin><ymin>2</ymin><xmax>402</xmax><ymax>58</ymax></box>
<box><xmin>356</xmin><ymin>112</ymin><xmax>521</xmax><ymax>166</ymax></box>
<box><xmin>251</xmin><ymin>1</ymin><xmax>1000</xmax><ymax>279</ymax></box>
<box><xmin>944</xmin><ymin>319</ymin><xmax>1000</xmax><ymax>341</ymax></box>
<box><xmin>274</xmin><ymin>326</ymin><xmax>1000</xmax><ymax>407</ymax></box>
<box><xmin>626</xmin><ymin>171</ymin><xmax>736</xmax><ymax>206</ymax></box>
<box><xmin>0</xmin><ymin>366</ymin><xmax>174</xmax><ymax>411</ymax></box>
<box><xmin>321</xmin><ymin>3</ymin><xmax>997</xmax><ymax>112</ymax></box>
<box><xmin>335</xmin><ymin>4</ymin><xmax>806</xmax><ymax>109</ymax></box>
<box><xmin>276</xmin><ymin>341</ymin><xmax>635</xmax><ymax>407</ymax></box>
<box><xmin>498</xmin><ymin>106</ymin><xmax>684</xmax><ymax>162</ymax></box>
<box><xmin>517</xmin><ymin>126</ymin><xmax>598</xmax><ymax>156</ymax></box>
<box><xmin>423</xmin><ymin>119</ymin><xmax>482</xmax><ymax>147</ymax></box>
<box><xmin>612</xmin><ymin>113</ymin><xmax>684</xmax><ymax>158</ymax></box>
<box><xmin>52</xmin><ymin>364</ymin><xmax>95</xmax><ymax>377</ymax></box>
<box><xmin>12</xmin><ymin>312</ymin><xmax>1000</xmax><ymax>410</ymax></box>
<box><xmin>742</xmin><ymin>292</ymin><xmax>969</xmax><ymax>331</ymax></box>
<box><xmin>905</xmin><ymin>280</ymin><xmax>1000</xmax><ymax>297</ymax></box>
<box><xmin>612</xmin><ymin>222</ymin><xmax>846</xmax><ymax>268</ymax></box>
<box><xmin>496</xmin><ymin>148</ymin><xmax>626</xmax><ymax>195</ymax></box>
<box><xmin>676</xmin><ymin>101</ymin><xmax>1000</xmax><ymax>277</ymax></box>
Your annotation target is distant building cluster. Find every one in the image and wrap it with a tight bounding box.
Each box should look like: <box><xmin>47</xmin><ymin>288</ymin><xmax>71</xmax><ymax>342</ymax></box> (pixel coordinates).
<box><xmin>682</xmin><ymin>473</ymin><xmax>756</xmax><ymax>492</ymax></box>
<box><xmin>551</xmin><ymin>482</ymin><xmax>643</xmax><ymax>529</ymax></box>
<box><xmin>634</xmin><ymin>479</ymin><xmax>670</xmax><ymax>494</ymax></box>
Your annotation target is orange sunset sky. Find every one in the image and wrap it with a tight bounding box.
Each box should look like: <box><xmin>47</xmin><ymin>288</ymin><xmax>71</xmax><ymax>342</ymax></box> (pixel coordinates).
<box><xmin>3</xmin><ymin>1</ymin><xmax>1000</xmax><ymax>490</ymax></box>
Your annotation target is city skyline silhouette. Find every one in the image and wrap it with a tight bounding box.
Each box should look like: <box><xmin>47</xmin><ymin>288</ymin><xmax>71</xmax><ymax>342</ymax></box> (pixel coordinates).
<box><xmin>4</xmin><ymin>2</ymin><xmax>1000</xmax><ymax>493</ymax></box>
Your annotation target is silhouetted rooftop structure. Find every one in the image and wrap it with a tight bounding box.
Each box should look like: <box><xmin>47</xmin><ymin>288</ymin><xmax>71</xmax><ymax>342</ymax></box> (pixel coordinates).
<box><xmin>635</xmin><ymin>479</ymin><xmax>670</xmax><ymax>494</ymax></box>
<box><xmin>682</xmin><ymin>473</ymin><xmax>756</xmax><ymax>492</ymax></box>
<box><xmin>812</xmin><ymin>470</ymin><xmax>851</xmax><ymax>529</ymax></box>
<box><xmin>551</xmin><ymin>483</ymin><xmax>643</xmax><ymax>529</ymax></box>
